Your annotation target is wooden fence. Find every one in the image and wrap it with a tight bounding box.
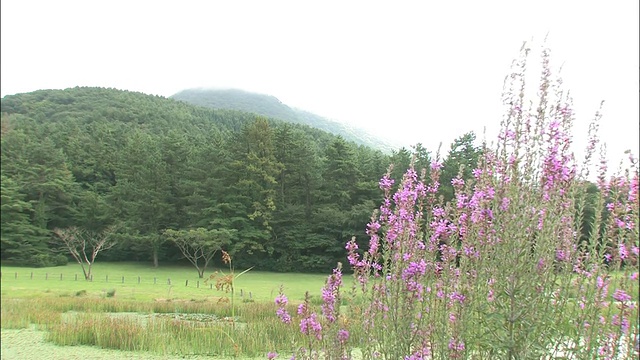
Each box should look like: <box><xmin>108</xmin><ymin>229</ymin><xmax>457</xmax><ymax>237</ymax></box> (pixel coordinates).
<box><xmin>0</xmin><ymin>271</ymin><xmax>256</xmax><ymax>299</ymax></box>
<box><xmin>3</xmin><ymin>271</ymin><xmax>223</xmax><ymax>290</ymax></box>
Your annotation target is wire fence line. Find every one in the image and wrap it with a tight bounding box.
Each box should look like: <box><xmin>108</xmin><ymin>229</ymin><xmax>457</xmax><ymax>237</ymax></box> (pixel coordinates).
<box><xmin>0</xmin><ymin>271</ymin><xmax>263</xmax><ymax>301</ymax></box>
<box><xmin>0</xmin><ymin>271</ymin><xmax>252</xmax><ymax>294</ymax></box>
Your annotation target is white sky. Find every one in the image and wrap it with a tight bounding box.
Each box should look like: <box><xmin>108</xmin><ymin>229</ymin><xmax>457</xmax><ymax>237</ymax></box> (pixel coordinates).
<box><xmin>1</xmin><ymin>0</ymin><xmax>638</xmax><ymax>168</ymax></box>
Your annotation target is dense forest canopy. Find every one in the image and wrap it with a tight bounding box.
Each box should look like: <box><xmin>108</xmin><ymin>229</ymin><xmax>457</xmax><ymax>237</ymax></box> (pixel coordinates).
<box><xmin>1</xmin><ymin>87</ymin><xmax>483</xmax><ymax>272</ymax></box>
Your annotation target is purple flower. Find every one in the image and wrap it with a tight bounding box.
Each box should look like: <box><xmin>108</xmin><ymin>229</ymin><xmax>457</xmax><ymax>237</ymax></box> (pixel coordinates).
<box><xmin>275</xmin><ymin>294</ymin><xmax>288</xmax><ymax>306</ymax></box>
<box><xmin>432</xmin><ymin>206</ymin><xmax>446</xmax><ymax>217</ymax></box>
<box><xmin>613</xmin><ymin>289</ymin><xmax>632</xmax><ymax>302</ymax></box>
<box><xmin>276</xmin><ymin>307</ymin><xmax>291</xmax><ymax>324</ymax></box>
<box><xmin>275</xmin><ymin>290</ymin><xmax>292</xmax><ymax>324</ymax></box>
<box><xmin>297</xmin><ymin>303</ymin><xmax>306</xmax><ymax>315</ymax></box>
<box><xmin>379</xmin><ymin>175</ymin><xmax>394</xmax><ymax>190</ymax></box>
<box><xmin>403</xmin><ymin>259</ymin><xmax>427</xmax><ymax>279</ymax></box>
<box><xmin>619</xmin><ymin>243</ymin><xmax>628</xmax><ymax>260</ymax></box>
<box><xmin>556</xmin><ymin>249</ymin><xmax>568</xmax><ymax>262</ymax></box>
<box><xmin>448</xmin><ymin>338</ymin><xmax>465</xmax><ymax>352</ymax></box>
<box><xmin>337</xmin><ymin>329</ymin><xmax>349</xmax><ymax>344</ymax></box>
<box><xmin>500</xmin><ymin>197</ymin><xmax>510</xmax><ymax>211</ymax></box>
<box><xmin>267</xmin><ymin>352</ymin><xmax>278</xmax><ymax>359</ymax></box>
<box><xmin>448</xmin><ymin>291</ymin><xmax>466</xmax><ymax>304</ymax></box>
<box><xmin>321</xmin><ymin>265</ymin><xmax>343</xmax><ymax>323</ymax></box>
<box><xmin>487</xmin><ymin>289</ymin><xmax>495</xmax><ymax>302</ymax></box>
<box><xmin>300</xmin><ymin>313</ymin><xmax>322</xmax><ymax>340</ymax></box>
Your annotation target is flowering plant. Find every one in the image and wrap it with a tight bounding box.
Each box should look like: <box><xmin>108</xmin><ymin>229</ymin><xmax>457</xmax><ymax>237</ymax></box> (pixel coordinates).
<box><xmin>271</xmin><ymin>42</ymin><xmax>639</xmax><ymax>360</ymax></box>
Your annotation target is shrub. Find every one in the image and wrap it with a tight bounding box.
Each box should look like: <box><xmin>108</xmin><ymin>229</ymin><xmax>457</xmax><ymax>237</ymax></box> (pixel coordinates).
<box><xmin>26</xmin><ymin>253</ymin><xmax>68</xmax><ymax>268</ymax></box>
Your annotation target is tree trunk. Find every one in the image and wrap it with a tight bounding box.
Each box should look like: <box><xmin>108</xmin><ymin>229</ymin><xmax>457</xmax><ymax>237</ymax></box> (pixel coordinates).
<box><xmin>85</xmin><ymin>264</ymin><xmax>92</xmax><ymax>280</ymax></box>
<box><xmin>79</xmin><ymin>262</ymin><xmax>90</xmax><ymax>280</ymax></box>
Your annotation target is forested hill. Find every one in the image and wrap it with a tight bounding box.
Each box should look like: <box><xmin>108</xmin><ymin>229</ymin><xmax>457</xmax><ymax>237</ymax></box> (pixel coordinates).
<box><xmin>1</xmin><ymin>87</ymin><xmax>480</xmax><ymax>273</ymax></box>
<box><xmin>0</xmin><ymin>87</ymin><xmax>420</xmax><ymax>272</ymax></box>
<box><xmin>171</xmin><ymin>88</ymin><xmax>398</xmax><ymax>153</ymax></box>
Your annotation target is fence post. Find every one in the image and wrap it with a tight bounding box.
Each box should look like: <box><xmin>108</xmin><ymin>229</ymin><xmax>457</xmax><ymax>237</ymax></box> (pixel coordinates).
<box><xmin>90</xmin><ymin>274</ymin><xmax>93</xmax><ymax>282</ymax></box>
<box><xmin>185</xmin><ymin>279</ymin><xmax>189</xmax><ymax>287</ymax></box>
<box><xmin>45</xmin><ymin>273</ymin><xmax>48</xmax><ymax>280</ymax></box>
<box><xmin>31</xmin><ymin>272</ymin><xmax>33</xmax><ymax>280</ymax></box>
<box><xmin>122</xmin><ymin>276</ymin><xmax>124</xmax><ymax>284</ymax></box>
<box><xmin>15</xmin><ymin>272</ymin><xmax>18</xmax><ymax>279</ymax></box>
<box><xmin>138</xmin><ymin>276</ymin><xmax>140</xmax><ymax>284</ymax></box>
<box><xmin>210</xmin><ymin>283</ymin><xmax>213</xmax><ymax>289</ymax></box>
<box><xmin>60</xmin><ymin>273</ymin><xmax>63</xmax><ymax>280</ymax></box>
<box><xmin>167</xmin><ymin>278</ymin><xmax>171</xmax><ymax>285</ymax></box>
<box><xmin>197</xmin><ymin>281</ymin><xmax>199</xmax><ymax>288</ymax></box>
<box><xmin>106</xmin><ymin>275</ymin><xmax>108</xmax><ymax>282</ymax></box>
<box><xmin>75</xmin><ymin>274</ymin><xmax>78</xmax><ymax>281</ymax></box>
<box><xmin>154</xmin><ymin>277</ymin><xmax>157</xmax><ymax>285</ymax></box>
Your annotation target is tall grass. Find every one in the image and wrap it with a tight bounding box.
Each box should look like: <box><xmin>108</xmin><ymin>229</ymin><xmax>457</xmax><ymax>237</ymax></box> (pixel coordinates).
<box><xmin>0</xmin><ymin>295</ymin><xmax>313</xmax><ymax>357</ymax></box>
<box><xmin>1</xmin><ymin>264</ymin><xmax>348</xmax><ymax>357</ymax></box>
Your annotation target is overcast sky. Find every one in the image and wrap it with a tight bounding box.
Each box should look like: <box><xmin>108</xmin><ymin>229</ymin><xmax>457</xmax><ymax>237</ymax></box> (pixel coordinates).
<box><xmin>1</xmin><ymin>0</ymin><xmax>638</xmax><ymax>169</ymax></box>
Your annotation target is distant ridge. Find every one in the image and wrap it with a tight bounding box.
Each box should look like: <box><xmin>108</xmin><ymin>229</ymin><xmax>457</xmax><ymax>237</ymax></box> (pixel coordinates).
<box><xmin>171</xmin><ymin>88</ymin><xmax>399</xmax><ymax>153</ymax></box>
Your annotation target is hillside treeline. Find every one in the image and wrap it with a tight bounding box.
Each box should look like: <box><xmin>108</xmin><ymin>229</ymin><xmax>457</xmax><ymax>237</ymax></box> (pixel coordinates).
<box><xmin>1</xmin><ymin>87</ymin><xmax>481</xmax><ymax>272</ymax></box>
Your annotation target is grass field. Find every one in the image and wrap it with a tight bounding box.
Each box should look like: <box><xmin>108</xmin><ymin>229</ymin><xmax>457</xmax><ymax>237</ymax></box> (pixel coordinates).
<box><xmin>0</xmin><ymin>261</ymin><xmax>343</xmax><ymax>359</ymax></box>
<box><xmin>2</xmin><ymin>261</ymin><xmax>636</xmax><ymax>359</ymax></box>
<box><xmin>0</xmin><ymin>261</ymin><xmax>336</xmax><ymax>302</ymax></box>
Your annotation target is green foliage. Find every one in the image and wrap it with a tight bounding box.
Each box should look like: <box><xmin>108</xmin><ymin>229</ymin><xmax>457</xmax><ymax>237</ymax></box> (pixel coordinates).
<box><xmin>0</xmin><ymin>86</ymin><xmax>482</xmax><ymax>273</ymax></box>
<box><xmin>163</xmin><ymin>228</ymin><xmax>233</xmax><ymax>278</ymax></box>
<box><xmin>25</xmin><ymin>253</ymin><xmax>69</xmax><ymax>268</ymax></box>
<box><xmin>439</xmin><ymin>131</ymin><xmax>483</xmax><ymax>202</ymax></box>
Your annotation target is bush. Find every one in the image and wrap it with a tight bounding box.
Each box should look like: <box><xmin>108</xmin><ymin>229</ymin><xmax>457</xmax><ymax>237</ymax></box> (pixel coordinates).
<box><xmin>26</xmin><ymin>253</ymin><xmax>68</xmax><ymax>268</ymax></box>
<box><xmin>52</xmin><ymin>254</ymin><xmax>68</xmax><ymax>266</ymax></box>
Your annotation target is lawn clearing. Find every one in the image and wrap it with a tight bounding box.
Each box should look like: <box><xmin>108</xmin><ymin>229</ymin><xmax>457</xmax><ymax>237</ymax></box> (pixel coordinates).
<box><xmin>0</xmin><ymin>261</ymin><xmax>336</xmax><ymax>302</ymax></box>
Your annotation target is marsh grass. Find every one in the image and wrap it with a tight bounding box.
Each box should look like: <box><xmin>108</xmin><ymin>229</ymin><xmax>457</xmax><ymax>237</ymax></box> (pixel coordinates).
<box><xmin>0</xmin><ymin>287</ymin><xmax>317</xmax><ymax>357</ymax></box>
<box><xmin>1</xmin><ymin>298</ymin><xmax>63</xmax><ymax>329</ymax></box>
<box><xmin>0</xmin><ymin>261</ymin><xmax>347</xmax><ymax>356</ymax></box>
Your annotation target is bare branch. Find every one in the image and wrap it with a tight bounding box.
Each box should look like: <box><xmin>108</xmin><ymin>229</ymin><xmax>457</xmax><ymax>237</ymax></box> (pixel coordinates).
<box><xmin>53</xmin><ymin>226</ymin><xmax>118</xmax><ymax>280</ymax></box>
<box><xmin>163</xmin><ymin>228</ymin><xmax>232</xmax><ymax>278</ymax></box>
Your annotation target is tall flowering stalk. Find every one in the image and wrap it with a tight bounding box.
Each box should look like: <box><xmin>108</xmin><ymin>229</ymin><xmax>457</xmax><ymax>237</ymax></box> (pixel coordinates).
<box><xmin>273</xmin><ymin>265</ymin><xmax>350</xmax><ymax>360</ymax></box>
<box><xmin>271</xmin><ymin>41</ymin><xmax>639</xmax><ymax>359</ymax></box>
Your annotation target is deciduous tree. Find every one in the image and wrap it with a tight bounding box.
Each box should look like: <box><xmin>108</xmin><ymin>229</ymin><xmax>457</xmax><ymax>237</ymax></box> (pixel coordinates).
<box><xmin>53</xmin><ymin>226</ymin><xmax>117</xmax><ymax>280</ymax></box>
<box><xmin>163</xmin><ymin>228</ymin><xmax>233</xmax><ymax>278</ymax></box>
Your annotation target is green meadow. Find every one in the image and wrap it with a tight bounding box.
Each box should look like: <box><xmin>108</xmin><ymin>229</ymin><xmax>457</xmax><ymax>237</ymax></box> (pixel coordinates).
<box><xmin>2</xmin><ymin>262</ymin><xmax>636</xmax><ymax>359</ymax></box>
<box><xmin>0</xmin><ymin>262</ymin><xmax>335</xmax><ymax>302</ymax></box>
<box><xmin>0</xmin><ymin>262</ymin><xmax>346</xmax><ymax>359</ymax></box>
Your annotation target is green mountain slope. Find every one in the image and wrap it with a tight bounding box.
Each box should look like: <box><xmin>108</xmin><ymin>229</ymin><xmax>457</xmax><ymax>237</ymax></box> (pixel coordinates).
<box><xmin>0</xmin><ymin>87</ymin><xmax>396</xmax><ymax>272</ymax></box>
<box><xmin>171</xmin><ymin>88</ymin><xmax>398</xmax><ymax>153</ymax></box>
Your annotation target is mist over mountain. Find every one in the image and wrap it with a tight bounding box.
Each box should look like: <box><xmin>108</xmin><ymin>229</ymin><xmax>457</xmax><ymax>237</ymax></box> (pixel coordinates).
<box><xmin>171</xmin><ymin>88</ymin><xmax>401</xmax><ymax>153</ymax></box>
